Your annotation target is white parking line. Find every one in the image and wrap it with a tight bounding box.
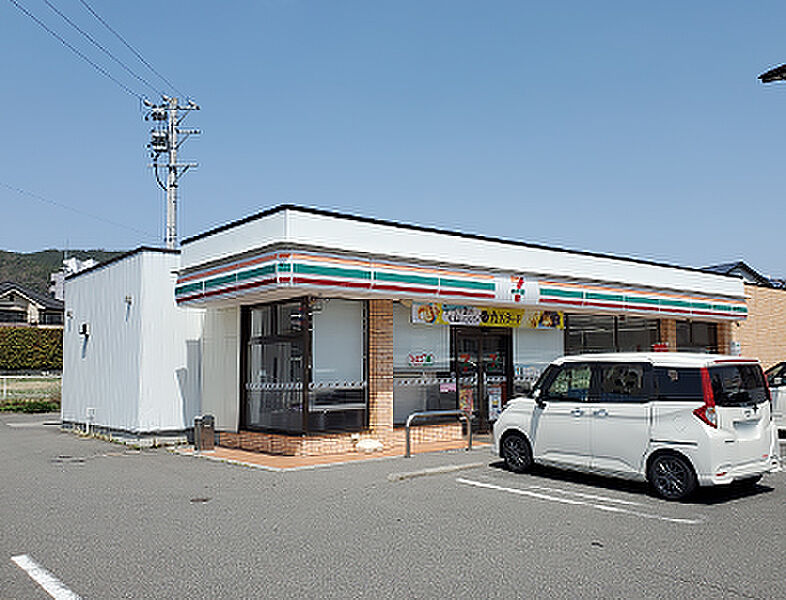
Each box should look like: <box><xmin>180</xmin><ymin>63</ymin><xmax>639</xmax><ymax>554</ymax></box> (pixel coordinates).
<box><xmin>11</xmin><ymin>554</ymin><xmax>81</xmax><ymax>600</ymax></box>
<box><xmin>456</xmin><ymin>478</ymin><xmax>703</xmax><ymax>525</ymax></box>
<box><xmin>526</xmin><ymin>484</ymin><xmax>644</xmax><ymax>506</ymax></box>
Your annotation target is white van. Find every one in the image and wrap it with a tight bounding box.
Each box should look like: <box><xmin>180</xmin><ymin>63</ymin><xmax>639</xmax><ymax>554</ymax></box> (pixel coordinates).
<box><xmin>492</xmin><ymin>353</ymin><xmax>780</xmax><ymax>500</ymax></box>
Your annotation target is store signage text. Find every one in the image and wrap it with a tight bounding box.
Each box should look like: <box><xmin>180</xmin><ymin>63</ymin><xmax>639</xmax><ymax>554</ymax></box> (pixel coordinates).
<box><xmin>412</xmin><ymin>303</ymin><xmax>564</xmax><ymax>329</ymax></box>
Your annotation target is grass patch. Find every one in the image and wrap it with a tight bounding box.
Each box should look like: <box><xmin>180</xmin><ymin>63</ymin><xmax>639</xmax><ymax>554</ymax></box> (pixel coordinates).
<box><xmin>0</xmin><ymin>399</ymin><xmax>60</xmax><ymax>413</ymax></box>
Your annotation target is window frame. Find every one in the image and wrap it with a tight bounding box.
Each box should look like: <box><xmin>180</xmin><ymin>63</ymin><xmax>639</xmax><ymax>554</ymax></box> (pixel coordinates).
<box><xmin>240</xmin><ymin>296</ymin><xmax>369</xmax><ymax>435</ymax></box>
<box><xmin>593</xmin><ymin>362</ymin><xmax>653</xmax><ymax>404</ymax></box>
<box><xmin>709</xmin><ymin>364</ymin><xmax>770</xmax><ymax>407</ymax></box>
<box><xmin>765</xmin><ymin>362</ymin><xmax>786</xmax><ymax>387</ymax></box>
<box><xmin>564</xmin><ymin>314</ymin><xmax>660</xmax><ymax>355</ymax></box>
<box><xmin>652</xmin><ymin>366</ymin><xmax>704</xmax><ymax>402</ymax></box>
<box><xmin>541</xmin><ymin>362</ymin><xmax>593</xmax><ymax>403</ymax></box>
<box><xmin>675</xmin><ymin>320</ymin><xmax>718</xmax><ymax>353</ymax></box>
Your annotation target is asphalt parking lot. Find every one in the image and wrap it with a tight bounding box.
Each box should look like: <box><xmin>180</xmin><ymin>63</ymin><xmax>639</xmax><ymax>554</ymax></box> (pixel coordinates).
<box><xmin>2</xmin><ymin>412</ymin><xmax>785</xmax><ymax>599</ymax></box>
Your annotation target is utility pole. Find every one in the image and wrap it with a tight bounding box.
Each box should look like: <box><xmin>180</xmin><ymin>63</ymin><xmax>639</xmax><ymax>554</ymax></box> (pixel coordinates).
<box><xmin>144</xmin><ymin>96</ymin><xmax>200</xmax><ymax>249</ymax></box>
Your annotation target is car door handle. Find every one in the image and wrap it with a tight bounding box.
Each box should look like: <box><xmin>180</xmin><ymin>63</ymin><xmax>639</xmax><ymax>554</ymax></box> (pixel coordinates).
<box><xmin>593</xmin><ymin>409</ymin><xmax>608</xmax><ymax>418</ymax></box>
<box><xmin>570</xmin><ymin>408</ymin><xmax>584</xmax><ymax>417</ymax></box>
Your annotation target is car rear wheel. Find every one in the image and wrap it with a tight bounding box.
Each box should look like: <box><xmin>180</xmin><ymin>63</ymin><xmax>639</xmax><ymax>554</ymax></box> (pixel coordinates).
<box><xmin>647</xmin><ymin>453</ymin><xmax>697</xmax><ymax>501</ymax></box>
<box><xmin>501</xmin><ymin>432</ymin><xmax>532</xmax><ymax>474</ymax></box>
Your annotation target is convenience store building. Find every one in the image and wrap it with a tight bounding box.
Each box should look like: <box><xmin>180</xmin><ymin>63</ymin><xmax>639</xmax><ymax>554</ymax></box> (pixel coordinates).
<box><xmin>175</xmin><ymin>205</ymin><xmax>746</xmax><ymax>456</ymax></box>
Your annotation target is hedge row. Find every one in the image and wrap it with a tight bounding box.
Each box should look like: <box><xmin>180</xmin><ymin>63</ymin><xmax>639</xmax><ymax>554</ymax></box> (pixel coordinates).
<box><xmin>0</xmin><ymin>400</ymin><xmax>60</xmax><ymax>413</ymax></box>
<box><xmin>0</xmin><ymin>327</ymin><xmax>63</xmax><ymax>370</ymax></box>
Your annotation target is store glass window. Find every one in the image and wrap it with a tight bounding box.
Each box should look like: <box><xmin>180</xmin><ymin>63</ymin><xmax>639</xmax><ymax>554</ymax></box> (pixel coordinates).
<box><xmin>565</xmin><ymin>314</ymin><xmax>615</xmax><ymax>354</ymax></box>
<box><xmin>676</xmin><ymin>320</ymin><xmax>718</xmax><ymax>353</ymax></box>
<box><xmin>566</xmin><ymin>314</ymin><xmax>660</xmax><ymax>354</ymax></box>
<box><xmin>512</xmin><ymin>327</ymin><xmax>563</xmax><ymax>394</ymax></box>
<box><xmin>244</xmin><ymin>301</ymin><xmax>306</xmax><ymax>433</ymax></box>
<box><xmin>250</xmin><ymin>305</ymin><xmax>273</xmax><ymax>337</ymax></box>
<box><xmin>392</xmin><ymin>302</ymin><xmax>453</xmax><ymax>425</ymax></box>
<box><xmin>309</xmin><ymin>298</ymin><xmax>367</xmax><ymax>431</ymax></box>
<box><xmin>617</xmin><ymin>317</ymin><xmax>659</xmax><ymax>352</ymax></box>
<box><xmin>243</xmin><ymin>298</ymin><xmax>368</xmax><ymax>434</ymax></box>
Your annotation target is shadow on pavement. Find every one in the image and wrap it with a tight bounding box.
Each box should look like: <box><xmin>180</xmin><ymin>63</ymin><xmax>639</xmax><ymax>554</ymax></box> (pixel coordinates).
<box><xmin>488</xmin><ymin>460</ymin><xmax>775</xmax><ymax>505</ymax></box>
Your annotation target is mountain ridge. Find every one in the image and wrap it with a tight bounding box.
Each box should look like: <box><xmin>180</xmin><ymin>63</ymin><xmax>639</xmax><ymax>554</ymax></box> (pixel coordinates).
<box><xmin>0</xmin><ymin>249</ymin><xmax>124</xmax><ymax>296</ymax></box>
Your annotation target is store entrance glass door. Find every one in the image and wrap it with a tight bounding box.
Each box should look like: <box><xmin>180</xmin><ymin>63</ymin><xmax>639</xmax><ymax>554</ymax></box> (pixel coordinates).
<box><xmin>454</xmin><ymin>328</ymin><xmax>512</xmax><ymax>432</ymax></box>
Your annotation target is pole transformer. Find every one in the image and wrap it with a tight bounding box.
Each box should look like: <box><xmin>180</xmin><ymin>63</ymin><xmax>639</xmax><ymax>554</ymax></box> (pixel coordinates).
<box><xmin>144</xmin><ymin>96</ymin><xmax>200</xmax><ymax>249</ymax></box>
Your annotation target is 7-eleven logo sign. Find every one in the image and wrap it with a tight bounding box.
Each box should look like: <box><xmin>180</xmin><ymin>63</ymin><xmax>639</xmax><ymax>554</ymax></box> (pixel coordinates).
<box><xmin>511</xmin><ymin>276</ymin><xmax>525</xmax><ymax>302</ymax></box>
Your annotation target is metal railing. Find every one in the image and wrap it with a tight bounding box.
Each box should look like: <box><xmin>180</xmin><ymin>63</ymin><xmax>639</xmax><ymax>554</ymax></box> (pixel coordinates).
<box><xmin>1</xmin><ymin>374</ymin><xmax>61</xmax><ymax>401</ymax></box>
<box><xmin>404</xmin><ymin>409</ymin><xmax>472</xmax><ymax>458</ymax></box>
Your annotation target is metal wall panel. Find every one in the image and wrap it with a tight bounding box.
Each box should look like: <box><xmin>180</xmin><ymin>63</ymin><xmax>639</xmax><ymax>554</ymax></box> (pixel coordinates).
<box><xmin>63</xmin><ymin>251</ymin><xmax>204</xmax><ymax>433</ymax></box>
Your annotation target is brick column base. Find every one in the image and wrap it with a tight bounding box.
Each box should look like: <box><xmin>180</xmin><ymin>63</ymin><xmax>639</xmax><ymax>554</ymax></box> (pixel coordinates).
<box><xmin>716</xmin><ymin>322</ymin><xmax>732</xmax><ymax>355</ymax></box>
<box><xmin>660</xmin><ymin>318</ymin><xmax>677</xmax><ymax>351</ymax></box>
<box><xmin>368</xmin><ymin>299</ymin><xmax>394</xmax><ymax>433</ymax></box>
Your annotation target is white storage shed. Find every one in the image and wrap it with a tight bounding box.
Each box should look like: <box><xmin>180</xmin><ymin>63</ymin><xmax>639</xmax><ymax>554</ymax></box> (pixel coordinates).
<box><xmin>62</xmin><ymin>247</ymin><xmax>204</xmax><ymax>434</ymax></box>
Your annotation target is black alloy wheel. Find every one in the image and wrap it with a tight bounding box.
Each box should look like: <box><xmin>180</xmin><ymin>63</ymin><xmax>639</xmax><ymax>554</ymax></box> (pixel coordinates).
<box><xmin>501</xmin><ymin>432</ymin><xmax>532</xmax><ymax>474</ymax></box>
<box><xmin>647</xmin><ymin>454</ymin><xmax>697</xmax><ymax>501</ymax></box>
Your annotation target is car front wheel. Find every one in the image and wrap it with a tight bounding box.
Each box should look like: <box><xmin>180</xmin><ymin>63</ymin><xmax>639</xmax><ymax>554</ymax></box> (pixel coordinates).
<box><xmin>501</xmin><ymin>432</ymin><xmax>532</xmax><ymax>474</ymax></box>
<box><xmin>647</xmin><ymin>453</ymin><xmax>697</xmax><ymax>501</ymax></box>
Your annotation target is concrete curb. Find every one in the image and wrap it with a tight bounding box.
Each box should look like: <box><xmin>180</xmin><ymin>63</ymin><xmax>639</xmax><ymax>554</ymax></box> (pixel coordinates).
<box><xmin>387</xmin><ymin>462</ymin><xmax>485</xmax><ymax>482</ymax></box>
<box><xmin>172</xmin><ymin>446</ymin><xmax>491</xmax><ymax>474</ymax></box>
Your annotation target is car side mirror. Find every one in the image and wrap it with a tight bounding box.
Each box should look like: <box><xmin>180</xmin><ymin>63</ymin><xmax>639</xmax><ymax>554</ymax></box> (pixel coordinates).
<box><xmin>532</xmin><ymin>388</ymin><xmax>547</xmax><ymax>409</ymax></box>
<box><xmin>773</xmin><ymin>376</ymin><xmax>783</xmax><ymax>387</ymax></box>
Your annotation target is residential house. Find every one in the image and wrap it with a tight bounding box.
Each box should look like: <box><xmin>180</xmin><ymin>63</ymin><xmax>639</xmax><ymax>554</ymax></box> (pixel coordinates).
<box><xmin>0</xmin><ymin>281</ymin><xmax>64</xmax><ymax>327</ymax></box>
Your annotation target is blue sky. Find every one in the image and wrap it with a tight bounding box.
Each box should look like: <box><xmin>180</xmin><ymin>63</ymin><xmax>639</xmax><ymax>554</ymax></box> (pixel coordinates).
<box><xmin>2</xmin><ymin>1</ymin><xmax>785</xmax><ymax>277</ymax></box>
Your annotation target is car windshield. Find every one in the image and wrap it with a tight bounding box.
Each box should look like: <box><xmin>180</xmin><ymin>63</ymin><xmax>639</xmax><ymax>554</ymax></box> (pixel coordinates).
<box><xmin>709</xmin><ymin>364</ymin><xmax>769</xmax><ymax>407</ymax></box>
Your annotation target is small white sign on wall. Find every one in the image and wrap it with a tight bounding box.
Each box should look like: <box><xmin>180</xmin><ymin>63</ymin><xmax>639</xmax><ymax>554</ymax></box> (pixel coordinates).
<box><xmin>408</xmin><ymin>352</ymin><xmax>436</xmax><ymax>367</ymax></box>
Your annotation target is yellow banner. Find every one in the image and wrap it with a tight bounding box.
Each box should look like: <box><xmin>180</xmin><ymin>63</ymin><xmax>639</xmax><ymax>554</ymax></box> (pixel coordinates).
<box><xmin>412</xmin><ymin>303</ymin><xmax>563</xmax><ymax>329</ymax></box>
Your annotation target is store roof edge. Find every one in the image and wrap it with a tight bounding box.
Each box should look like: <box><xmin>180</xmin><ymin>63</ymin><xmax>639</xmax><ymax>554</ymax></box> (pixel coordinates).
<box><xmin>181</xmin><ymin>204</ymin><xmax>742</xmax><ymax>281</ymax></box>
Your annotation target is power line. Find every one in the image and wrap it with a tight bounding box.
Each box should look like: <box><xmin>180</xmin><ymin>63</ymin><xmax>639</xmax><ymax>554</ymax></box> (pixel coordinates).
<box><xmin>41</xmin><ymin>0</ymin><xmax>163</xmax><ymax>98</ymax></box>
<box><xmin>7</xmin><ymin>0</ymin><xmax>146</xmax><ymax>101</ymax></box>
<box><xmin>77</xmin><ymin>0</ymin><xmax>188</xmax><ymax>99</ymax></box>
<box><xmin>0</xmin><ymin>180</ymin><xmax>159</xmax><ymax>241</ymax></box>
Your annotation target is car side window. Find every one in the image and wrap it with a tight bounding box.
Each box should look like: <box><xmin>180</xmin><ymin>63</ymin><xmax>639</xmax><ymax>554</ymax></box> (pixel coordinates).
<box><xmin>653</xmin><ymin>367</ymin><xmax>702</xmax><ymax>401</ymax></box>
<box><xmin>766</xmin><ymin>363</ymin><xmax>786</xmax><ymax>387</ymax></box>
<box><xmin>597</xmin><ymin>364</ymin><xmax>647</xmax><ymax>403</ymax></box>
<box><xmin>545</xmin><ymin>364</ymin><xmax>591</xmax><ymax>402</ymax></box>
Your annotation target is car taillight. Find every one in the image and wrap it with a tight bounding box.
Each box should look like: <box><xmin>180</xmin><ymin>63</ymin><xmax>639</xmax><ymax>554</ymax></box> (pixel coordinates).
<box><xmin>694</xmin><ymin>367</ymin><xmax>717</xmax><ymax>428</ymax></box>
<box><xmin>762</xmin><ymin>372</ymin><xmax>774</xmax><ymax>421</ymax></box>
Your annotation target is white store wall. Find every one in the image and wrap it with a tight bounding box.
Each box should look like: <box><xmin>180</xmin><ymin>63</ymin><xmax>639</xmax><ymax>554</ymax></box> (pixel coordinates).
<box><xmin>62</xmin><ymin>249</ymin><xmax>204</xmax><ymax>433</ymax></box>
<box><xmin>512</xmin><ymin>328</ymin><xmax>564</xmax><ymax>381</ymax></box>
<box><xmin>201</xmin><ymin>306</ymin><xmax>240</xmax><ymax>431</ymax></box>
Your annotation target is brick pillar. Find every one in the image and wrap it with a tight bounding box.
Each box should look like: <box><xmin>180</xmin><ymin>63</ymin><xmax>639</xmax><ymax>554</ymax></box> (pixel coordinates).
<box><xmin>716</xmin><ymin>322</ymin><xmax>732</xmax><ymax>355</ymax></box>
<box><xmin>660</xmin><ymin>318</ymin><xmax>677</xmax><ymax>351</ymax></box>
<box><xmin>368</xmin><ymin>299</ymin><xmax>394</xmax><ymax>433</ymax></box>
